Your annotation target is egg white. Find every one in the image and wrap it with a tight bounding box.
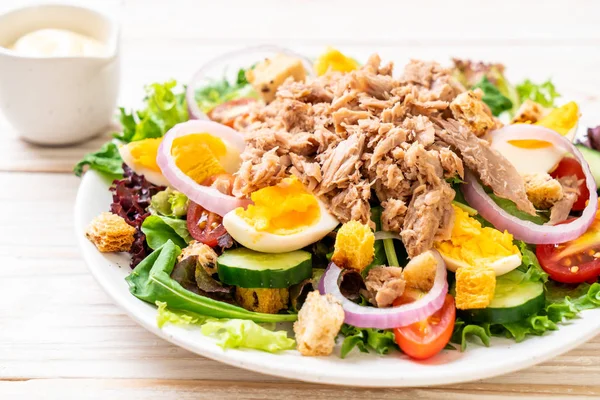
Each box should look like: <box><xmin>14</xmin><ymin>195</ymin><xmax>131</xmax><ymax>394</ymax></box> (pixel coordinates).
<box><xmin>490</xmin><ymin>136</ymin><xmax>567</xmax><ymax>175</ymax></box>
<box><xmin>223</xmin><ymin>199</ymin><xmax>339</xmax><ymax>253</ymax></box>
<box><xmin>440</xmin><ymin>252</ymin><xmax>522</xmax><ymax>276</ymax></box>
<box><xmin>118</xmin><ymin>145</ymin><xmax>170</xmax><ymax>187</ymax></box>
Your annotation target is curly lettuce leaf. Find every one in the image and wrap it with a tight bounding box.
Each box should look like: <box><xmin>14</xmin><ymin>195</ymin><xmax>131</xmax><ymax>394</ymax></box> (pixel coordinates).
<box><xmin>472</xmin><ymin>76</ymin><xmax>513</xmax><ymax>116</ymax></box>
<box><xmin>141</xmin><ymin>215</ymin><xmax>191</xmax><ymax>250</ymax></box>
<box><xmin>339</xmin><ymin>324</ymin><xmax>398</xmax><ymax>358</ymax></box>
<box><xmin>73</xmin><ymin>142</ymin><xmax>123</xmax><ymax>178</ymax></box>
<box><xmin>516</xmin><ymin>79</ymin><xmax>560</xmax><ymax>108</ymax></box>
<box><xmin>515</xmin><ymin>241</ymin><xmax>549</xmax><ymax>283</ymax></box>
<box><xmin>195</xmin><ymin>69</ymin><xmax>257</xmax><ymax>113</ymax></box>
<box><xmin>114</xmin><ymin>80</ymin><xmax>188</xmax><ymax>143</ymax></box>
<box><xmin>156</xmin><ymin>301</ymin><xmax>295</xmax><ymax>353</ymax></box>
<box><xmin>201</xmin><ymin>319</ymin><xmax>295</xmax><ymax>352</ymax></box>
<box><xmin>454</xmin><ymin>282</ymin><xmax>600</xmax><ymax>349</ymax></box>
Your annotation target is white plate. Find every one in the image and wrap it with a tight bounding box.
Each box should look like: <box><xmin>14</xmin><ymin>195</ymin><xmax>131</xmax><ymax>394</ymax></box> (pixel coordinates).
<box><xmin>75</xmin><ymin>170</ymin><xmax>600</xmax><ymax>387</ymax></box>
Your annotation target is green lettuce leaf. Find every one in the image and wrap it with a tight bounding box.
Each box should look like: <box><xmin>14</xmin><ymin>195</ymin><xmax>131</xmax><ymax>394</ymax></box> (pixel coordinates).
<box><xmin>126</xmin><ymin>240</ymin><xmax>296</xmax><ymax>322</ymax></box>
<box><xmin>339</xmin><ymin>324</ymin><xmax>398</xmax><ymax>358</ymax></box>
<box><xmin>195</xmin><ymin>69</ymin><xmax>257</xmax><ymax>113</ymax></box>
<box><xmin>156</xmin><ymin>301</ymin><xmax>295</xmax><ymax>353</ymax></box>
<box><xmin>516</xmin><ymin>79</ymin><xmax>560</xmax><ymax>108</ymax></box>
<box><xmin>201</xmin><ymin>319</ymin><xmax>295</xmax><ymax>352</ymax></box>
<box><xmin>515</xmin><ymin>241</ymin><xmax>549</xmax><ymax>283</ymax></box>
<box><xmin>73</xmin><ymin>141</ymin><xmax>123</xmax><ymax>178</ymax></box>
<box><xmin>141</xmin><ymin>215</ymin><xmax>190</xmax><ymax>250</ymax></box>
<box><xmin>488</xmin><ymin>192</ymin><xmax>549</xmax><ymax>225</ymax></box>
<box><xmin>366</xmin><ymin>206</ymin><xmax>387</xmax><ymax>273</ymax></box>
<box><xmin>453</xmin><ymin>282</ymin><xmax>600</xmax><ymax>349</ymax></box>
<box><xmin>114</xmin><ymin>80</ymin><xmax>188</xmax><ymax>143</ymax></box>
<box><xmin>151</xmin><ymin>188</ymin><xmax>189</xmax><ymax>218</ymax></box>
<box><xmin>472</xmin><ymin>76</ymin><xmax>513</xmax><ymax>116</ymax></box>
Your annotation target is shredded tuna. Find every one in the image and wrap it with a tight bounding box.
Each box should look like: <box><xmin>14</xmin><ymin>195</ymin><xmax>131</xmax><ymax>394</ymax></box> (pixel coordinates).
<box><xmin>549</xmin><ymin>176</ymin><xmax>581</xmax><ymax>225</ymax></box>
<box><xmin>233</xmin><ymin>54</ymin><xmax>536</xmax><ymax>258</ymax></box>
<box><xmin>362</xmin><ymin>266</ymin><xmax>406</xmax><ymax>308</ymax></box>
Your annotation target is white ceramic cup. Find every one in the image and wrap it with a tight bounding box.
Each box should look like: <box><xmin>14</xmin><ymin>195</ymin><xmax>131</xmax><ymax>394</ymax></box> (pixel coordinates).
<box><xmin>0</xmin><ymin>4</ymin><xmax>120</xmax><ymax>146</ymax></box>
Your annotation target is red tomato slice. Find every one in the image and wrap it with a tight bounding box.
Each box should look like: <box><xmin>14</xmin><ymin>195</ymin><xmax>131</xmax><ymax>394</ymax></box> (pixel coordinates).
<box><xmin>537</xmin><ymin>213</ymin><xmax>600</xmax><ymax>283</ymax></box>
<box><xmin>393</xmin><ymin>294</ymin><xmax>456</xmax><ymax>360</ymax></box>
<box><xmin>207</xmin><ymin>98</ymin><xmax>256</xmax><ymax>128</ymax></box>
<box><xmin>186</xmin><ymin>174</ymin><xmax>235</xmax><ymax>247</ymax></box>
<box><xmin>550</xmin><ymin>157</ymin><xmax>589</xmax><ymax>211</ymax></box>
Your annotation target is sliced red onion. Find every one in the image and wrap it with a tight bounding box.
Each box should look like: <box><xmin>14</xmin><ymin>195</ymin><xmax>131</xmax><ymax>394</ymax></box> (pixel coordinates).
<box><xmin>156</xmin><ymin>120</ymin><xmax>251</xmax><ymax>216</ymax></box>
<box><xmin>187</xmin><ymin>45</ymin><xmax>315</xmax><ymax>120</ymax></box>
<box><xmin>319</xmin><ymin>251</ymin><xmax>448</xmax><ymax>329</ymax></box>
<box><xmin>463</xmin><ymin>124</ymin><xmax>598</xmax><ymax>244</ymax></box>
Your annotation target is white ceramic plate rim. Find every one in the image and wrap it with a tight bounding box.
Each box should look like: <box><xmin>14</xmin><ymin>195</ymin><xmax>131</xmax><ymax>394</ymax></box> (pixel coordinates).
<box><xmin>75</xmin><ymin>170</ymin><xmax>600</xmax><ymax>387</ymax></box>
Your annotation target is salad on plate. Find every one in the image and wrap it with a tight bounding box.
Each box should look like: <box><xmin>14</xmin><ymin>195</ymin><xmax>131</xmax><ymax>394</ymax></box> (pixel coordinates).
<box><xmin>75</xmin><ymin>47</ymin><xmax>600</xmax><ymax>360</ymax></box>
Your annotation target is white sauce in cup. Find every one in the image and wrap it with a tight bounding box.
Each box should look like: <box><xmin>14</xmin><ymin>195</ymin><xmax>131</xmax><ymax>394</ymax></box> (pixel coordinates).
<box><xmin>11</xmin><ymin>28</ymin><xmax>108</xmax><ymax>58</ymax></box>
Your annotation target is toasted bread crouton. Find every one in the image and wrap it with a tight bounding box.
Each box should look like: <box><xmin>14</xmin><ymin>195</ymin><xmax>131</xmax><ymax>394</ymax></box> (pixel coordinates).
<box><xmin>246</xmin><ymin>53</ymin><xmax>306</xmax><ymax>103</ymax></box>
<box><xmin>294</xmin><ymin>291</ymin><xmax>344</xmax><ymax>356</ymax></box>
<box><xmin>511</xmin><ymin>99</ymin><xmax>548</xmax><ymax>124</ymax></box>
<box><xmin>235</xmin><ymin>287</ymin><xmax>289</xmax><ymax>314</ymax></box>
<box><xmin>178</xmin><ymin>240</ymin><xmax>218</xmax><ymax>275</ymax></box>
<box><xmin>403</xmin><ymin>250</ymin><xmax>438</xmax><ymax>292</ymax></box>
<box><xmin>85</xmin><ymin>212</ymin><xmax>136</xmax><ymax>253</ymax></box>
<box><xmin>523</xmin><ymin>173</ymin><xmax>564</xmax><ymax>210</ymax></box>
<box><xmin>450</xmin><ymin>90</ymin><xmax>496</xmax><ymax>137</ymax></box>
<box><xmin>455</xmin><ymin>264</ymin><xmax>496</xmax><ymax>310</ymax></box>
<box><xmin>331</xmin><ymin>220</ymin><xmax>375</xmax><ymax>272</ymax></box>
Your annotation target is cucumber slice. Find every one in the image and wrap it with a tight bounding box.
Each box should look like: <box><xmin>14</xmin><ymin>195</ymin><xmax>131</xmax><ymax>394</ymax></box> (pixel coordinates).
<box><xmin>461</xmin><ymin>270</ymin><xmax>545</xmax><ymax>324</ymax></box>
<box><xmin>575</xmin><ymin>144</ymin><xmax>600</xmax><ymax>186</ymax></box>
<box><xmin>217</xmin><ymin>248</ymin><xmax>312</xmax><ymax>288</ymax></box>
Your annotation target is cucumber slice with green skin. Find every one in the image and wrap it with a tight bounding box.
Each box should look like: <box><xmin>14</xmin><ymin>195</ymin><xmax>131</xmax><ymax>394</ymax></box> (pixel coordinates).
<box><xmin>217</xmin><ymin>248</ymin><xmax>312</xmax><ymax>289</ymax></box>
<box><xmin>575</xmin><ymin>144</ymin><xmax>600</xmax><ymax>187</ymax></box>
<box><xmin>460</xmin><ymin>270</ymin><xmax>545</xmax><ymax>324</ymax></box>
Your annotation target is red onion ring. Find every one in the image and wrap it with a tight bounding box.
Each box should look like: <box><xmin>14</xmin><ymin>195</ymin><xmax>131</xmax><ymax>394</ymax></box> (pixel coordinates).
<box><xmin>463</xmin><ymin>124</ymin><xmax>598</xmax><ymax>244</ymax></box>
<box><xmin>319</xmin><ymin>251</ymin><xmax>448</xmax><ymax>329</ymax></box>
<box><xmin>156</xmin><ymin>120</ymin><xmax>251</xmax><ymax>216</ymax></box>
<box><xmin>186</xmin><ymin>45</ymin><xmax>315</xmax><ymax>120</ymax></box>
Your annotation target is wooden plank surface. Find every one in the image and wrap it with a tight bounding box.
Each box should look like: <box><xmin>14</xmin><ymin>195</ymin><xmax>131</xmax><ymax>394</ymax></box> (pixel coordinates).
<box><xmin>2</xmin><ymin>0</ymin><xmax>600</xmax><ymax>397</ymax></box>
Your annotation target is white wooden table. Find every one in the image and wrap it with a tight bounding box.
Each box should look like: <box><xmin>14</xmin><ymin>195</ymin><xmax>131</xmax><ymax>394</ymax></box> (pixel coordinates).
<box><xmin>2</xmin><ymin>0</ymin><xmax>600</xmax><ymax>398</ymax></box>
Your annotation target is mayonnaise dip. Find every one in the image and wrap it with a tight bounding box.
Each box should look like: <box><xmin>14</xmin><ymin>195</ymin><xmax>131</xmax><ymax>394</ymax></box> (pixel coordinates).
<box><xmin>10</xmin><ymin>28</ymin><xmax>107</xmax><ymax>57</ymax></box>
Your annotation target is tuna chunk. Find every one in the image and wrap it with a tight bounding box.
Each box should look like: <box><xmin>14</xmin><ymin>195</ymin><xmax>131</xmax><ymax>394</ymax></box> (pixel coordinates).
<box><xmin>401</xmin><ymin>182</ymin><xmax>455</xmax><ymax>258</ymax></box>
<box><xmin>549</xmin><ymin>175</ymin><xmax>581</xmax><ymax>225</ymax></box>
<box><xmin>435</xmin><ymin>118</ymin><xmax>536</xmax><ymax>216</ymax></box>
<box><xmin>362</xmin><ymin>266</ymin><xmax>406</xmax><ymax>307</ymax></box>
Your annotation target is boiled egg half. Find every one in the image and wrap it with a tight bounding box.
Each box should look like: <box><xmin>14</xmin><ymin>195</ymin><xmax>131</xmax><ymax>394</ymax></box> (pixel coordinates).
<box><xmin>435</xmin><ymin>205</ymin><xmax>522</xmax><ymax>276</ymax></box>
<box><xmin>223</xmin><ymin>176</ymin><xmax>339</xmax><ymax>253</ymax></box>
<box><xmin>490</xmin><ymin>102</ymin><xmax>579</xmax><ymax>175</ymax></box>
<box><xmin>118</xmin><ymin>133</ymin><xmax>241</xmax><ymax>187</ymax></box>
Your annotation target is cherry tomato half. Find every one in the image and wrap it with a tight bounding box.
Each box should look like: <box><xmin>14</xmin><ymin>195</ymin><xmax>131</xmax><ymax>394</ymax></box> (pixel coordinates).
<box><xmin>537</xmin><ymin>212</ymin><xmax>600</xmax><ymax>283</ymax></box>
<box><xmin>186</xmin><ymin>174</ymin><xmax>235</xmax><ymax>247</ymax></box>
<box><xmin>550</xmin><ymin>157</ymin><xmax>589</xmax><ymax>211</ymax></box>
<box><xmin>207</xmin><ymin>98</ymin><xmax>256</xmax><ymax>128</ymax></box>
<box><xmin>393</xmin><ymin>294</ymin><xmax>456</xmax><ymax>360</ymax></box>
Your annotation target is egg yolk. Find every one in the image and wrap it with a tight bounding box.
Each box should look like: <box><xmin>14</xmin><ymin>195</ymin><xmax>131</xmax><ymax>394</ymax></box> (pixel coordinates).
<box><xmin>314</xmin><ymin>47</ymin><xmax>360</xmax><ymax>76</ymax></box>
<box><xmin>508</xmin><ymin>102</ymin><xmax>579</xmax><ymax>149</ymax></box>
<box><xmin>124</xmin><ymin>138</ymin><xmax>163</xmax><ymax>171</ymax></box>
<box><xmin>236</xmin><ymin>176</ymin><xmax>320</xmax><ymax>235</ymax></box>
<box><xmin>435</xmin><ymin>205</ymin><xmax>519</xmax><ymax>266</ymax></box>
<box><xmin>171</xmin><ymin>133</ymin><xmax>227</xmax><ymax>184</ymax></box>
<box><xmin>536</xmin><ymin>101</ymin><xmax>579</xmax><ymax>136</ymax></box>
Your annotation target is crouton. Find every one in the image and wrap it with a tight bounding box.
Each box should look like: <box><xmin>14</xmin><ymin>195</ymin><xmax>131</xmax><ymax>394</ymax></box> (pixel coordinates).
<box><xmin>246</xmin><ymin>53</ymin><xmax>306</xmax><ymax>103</ymax></box>
<box><xmin>234</xmin><ymin>287</ymin><xmax>289</xmax><ymax>314</ymax></box>
<box><xmin>511</xmin><ymin>99</ymin><xmax>548</xmax><ymax>124</ymax></box>
<box><xmin>403</xmin><ymin>251</ymin><xmax>438</xmax><ymax>292</ymax></box>
<box><xmin>85</xmin><ymin>212</ymin><xmax>136</xmax><ymax>253</ymax></box>
<box><xmin>523</xmin><ymin>173</ymin><xmax>564</xmax><ymax>209</ymax></box>
<box><xmin>331</xmin><ymin>220</ymin><xmax>375</xmax><ymax>272</ymax></box>
<box><xmin>455</xmin><ymin>264</ymin><xmax>496</xmax><ymax>310</ymax></box>
<box><xmin>450</xmin><ymin>90</ymin><xmax>496</xmax><ymax>137</ymax></box>
<box><xmin>293</xmin><ymin>291</ymin><xmax>344</xmax><ymax>356</ymax></box>
<box><xmin>178</xmin><ymin>240</ymin><xmax>218</xmax><ymax>275</ymax></box>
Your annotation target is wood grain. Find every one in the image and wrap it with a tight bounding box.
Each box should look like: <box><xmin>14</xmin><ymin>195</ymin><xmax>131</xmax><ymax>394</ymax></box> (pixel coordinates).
<box><xmin>2</xmin><ymin>0</ymin><xmax>600</xmax><ymax>397</ymax></box>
